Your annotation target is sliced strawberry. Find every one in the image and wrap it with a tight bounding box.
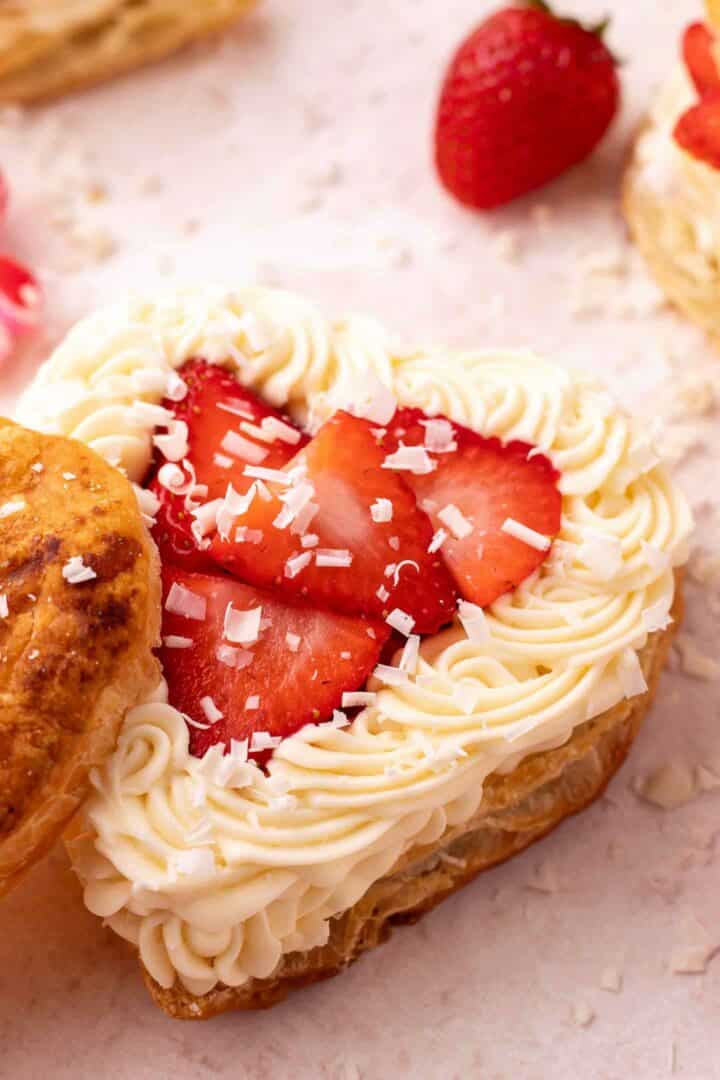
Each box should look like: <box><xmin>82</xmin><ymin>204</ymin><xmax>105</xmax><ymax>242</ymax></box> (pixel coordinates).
<box><xmin>683</xmin><ymin>22</ymin><xmax>720</xmax><ymax>97</ymax></box>
<box><xmin>210</xmin><ymin>410</ymin><xmax>458</xmax><ymax>634</ymax></box>
<box><xmin>382</xmin><ymin>409</ymin><xmax>562</xmax><ymax>609</ymax></box>
<box><xmin>160</xmin><ymin>566</ymin><xmax>389</xmax><ymax>758</ymax></box>
<box><xmin>674</xmin><ymin>90</ymin><xmax>720</xmax><ymax>169</ymax></box>
<box><xmin>148</xmin><ymin>359</ymin><xmax>307</xmax><ymax>570</ymax></box>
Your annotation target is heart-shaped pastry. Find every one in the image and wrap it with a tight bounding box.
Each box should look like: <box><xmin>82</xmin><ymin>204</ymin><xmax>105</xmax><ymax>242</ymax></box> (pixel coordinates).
<box><xmin>15</xmin><ymin>286</ymin><xmax>692</xmax><ymax>1017</ymax></box>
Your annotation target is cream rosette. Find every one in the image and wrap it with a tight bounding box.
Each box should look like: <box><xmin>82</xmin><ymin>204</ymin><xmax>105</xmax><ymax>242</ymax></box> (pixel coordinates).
<box><xmin>19</xmin><ymin>286</ymin><xmax>692</xmax><ymax>995</ymax></box>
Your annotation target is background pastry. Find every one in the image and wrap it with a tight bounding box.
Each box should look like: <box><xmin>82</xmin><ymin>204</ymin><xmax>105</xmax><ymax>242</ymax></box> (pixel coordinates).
<box><xmin>624</xmin><ymin>2</ymin><xmax>720</xmax><ymax>340</ymax></box>
<box><xmin>0</xmin><ymin>0</ymin><xmax>257</xmax><ymax>104</ymax></box>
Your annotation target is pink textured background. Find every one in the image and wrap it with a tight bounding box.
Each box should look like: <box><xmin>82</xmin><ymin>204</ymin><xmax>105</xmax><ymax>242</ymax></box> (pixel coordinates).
<box><xmin>1</xmin><ymin>2</ymin><xmax>719</xmax><ymax>1077</ymax></box>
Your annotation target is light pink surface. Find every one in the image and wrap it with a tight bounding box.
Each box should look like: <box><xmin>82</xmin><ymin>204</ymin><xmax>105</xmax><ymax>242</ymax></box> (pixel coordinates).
<box><xmin>1</xmin><ymin>2</ymin><xmax>719</xmax><ymax>1077</ymax></box>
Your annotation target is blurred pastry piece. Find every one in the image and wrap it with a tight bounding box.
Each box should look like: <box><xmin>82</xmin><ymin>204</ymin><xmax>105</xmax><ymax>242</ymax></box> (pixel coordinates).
<box><xmin>623</xmin><ymin>3</ymin><xmax>720</xmax><ymax>340</ymax></box>
<box><xmin>0</xmin><ymin>0</ymin><xmax>257</xmax><ymax>104</ymax></box>
<box><xmin>707</xmin><ymin>0</ymin><xmax>720</xmax><ymax>29</ymax></box>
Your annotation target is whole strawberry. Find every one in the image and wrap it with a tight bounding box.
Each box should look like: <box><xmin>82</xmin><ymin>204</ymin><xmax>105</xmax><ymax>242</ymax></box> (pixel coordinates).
<box><xmin>434</xmin><ymin>1</ymin><xmax>620</xmax><ymax>210</ymax></box>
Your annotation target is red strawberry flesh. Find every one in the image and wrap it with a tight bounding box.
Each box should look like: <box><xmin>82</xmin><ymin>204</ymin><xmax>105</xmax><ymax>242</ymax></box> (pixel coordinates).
<box><xmin>682</xmin><ymin>22</ymin><xmax>720</xmax><ymax>97</ymax></box>
<box><xmin>148</xmin><ymin>359</ymin><xmax>307</xmax><ymax>571</ymax></box>
<box><xmin>210</xmin><ymin>410</ymin><xmax>458</xmax><ymax>634</ymax></box>
<box><xmin>160</xmin><ymin>566</ymin><xmax>389</xmax><ymax>758</ymax></box>
<box><xmin>674</xmin><ymin>90</ymin><xmax>720</xmax><ymax>169</ymax></box>
<box><xmin>383</xmin><ymin>409</ymin><xmax>562</xmax><ymax>608</ymax></box>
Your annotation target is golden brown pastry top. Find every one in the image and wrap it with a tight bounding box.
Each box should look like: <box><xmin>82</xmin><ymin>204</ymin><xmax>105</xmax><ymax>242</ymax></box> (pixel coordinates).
<box><xmin>0</xmin><ymin>418</ymin><xmax>160</xmax><ymax>895</ymax></box>
<box><xmin>0</xmin><ymin>0</ymin><xmax>257</xmax><ymax>104</ymax></box>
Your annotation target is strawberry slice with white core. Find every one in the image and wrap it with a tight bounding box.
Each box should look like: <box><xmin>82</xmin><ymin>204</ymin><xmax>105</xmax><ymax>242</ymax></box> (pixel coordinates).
<box><xmin>210</xmin><ymin>410</ymin><xmax>458</xmax><ymax>633</ymax></box>
<box><xmin>383</xmin><ymin>409</ymin><xmax>562</xmax><ymax>608</ymax></box>
<box><xmin>0</xmin><ymin>256</ymin><xmax>42</xmax><ymax>364</ymax></box>
<box><xmin>159</xmin><ymin>566</ymin><xmax>390</xmax><ymax>758</ymax></box>
<box><xmin>147</xmin><ymin>359</ymin><xmax>307</xmax><ymax>570</ymax></box>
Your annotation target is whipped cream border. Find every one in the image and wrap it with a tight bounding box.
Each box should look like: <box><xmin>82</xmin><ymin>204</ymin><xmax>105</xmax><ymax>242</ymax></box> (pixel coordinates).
<box><xmin>17</xmin><ymin>285</ymin><xmax>693</xmax><ymax>996</ymax></box>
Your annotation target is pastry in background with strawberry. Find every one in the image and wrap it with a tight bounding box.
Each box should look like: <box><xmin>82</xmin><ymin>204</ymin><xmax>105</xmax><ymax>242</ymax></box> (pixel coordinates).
<box><xmin>16</xmin><ymin>285</ymin><xmax>691</xmax><ymax>1018</ymax></box>
<box><xmin>434</xmin><ymin>1</ymin><xmax>620</xmax><ymax>210</ymax></box>
<box><xmin>625</xmin><ymin>2</ymin><xmax>720</xmax><ymax>341</ymax></box>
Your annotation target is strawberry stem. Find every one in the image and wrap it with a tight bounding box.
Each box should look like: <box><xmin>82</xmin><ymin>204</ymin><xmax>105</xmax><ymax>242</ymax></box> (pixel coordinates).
<box><xmin>590</xmin><ymin>16</ymin><xmax>611</xmax><ymax>37</ymax></box>
<box><xmin>525</xmin><ymin>0</ymin><xmax>611</xmax><ymax>43</ymax></box>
